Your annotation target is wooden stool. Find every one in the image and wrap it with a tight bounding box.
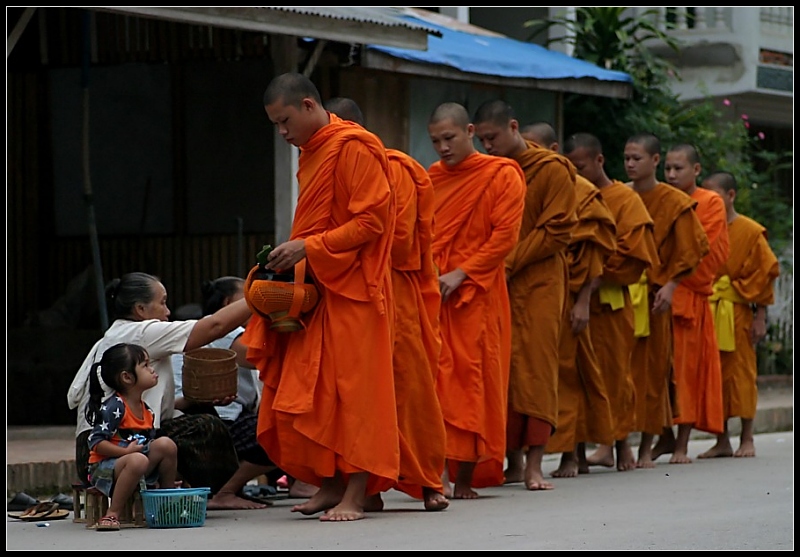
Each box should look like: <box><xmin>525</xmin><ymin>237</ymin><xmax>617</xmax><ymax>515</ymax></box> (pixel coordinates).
<box><xmin>71</xmin><ymin>483</ymin><xmax>146</xmax><ymax>529</ymax></box>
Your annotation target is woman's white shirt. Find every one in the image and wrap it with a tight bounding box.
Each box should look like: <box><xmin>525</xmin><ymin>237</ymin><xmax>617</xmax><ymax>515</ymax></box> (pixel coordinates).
<box><xmin>67</xmin><ymin>318</ymin><xmax>197</xmax><ymax>436</ymax></box>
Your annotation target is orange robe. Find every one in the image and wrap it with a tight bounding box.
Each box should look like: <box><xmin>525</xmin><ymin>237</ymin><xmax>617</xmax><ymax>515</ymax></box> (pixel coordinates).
<box><xmin>672</xmin><ymin>187</ymin><xmax>729</xmax><ymax>434</ymax></box>
<box><xmin>243</xmin><ymin>115</ymin><xmax>399</xmax><ymax>496</ymax></box>
<box><xmin>506</xmin><ymin>141</ymin><xmax>578</xmax><ymax>437</ymax></box>
<box><xmin>546</xmin><ymin>175</ymin><xmax>617</xmax><ymax>453</ymax></box>
<box><xmin>631</xmin><ymin>183</ymin><xmax>709</xmax><ymax>435</ymax></box>
<box><xmin>430</xmin><ymin>151</ymin><xmax>525</xmax><ymax>488</ymax></box>
<box><xmin>712</xmin><ymin>215</ymin><xmax>779</xmax><ymax>421</ymax></box>
<box><xmin>386</xmin><ymin>148</ymin><xmax>446</xmax><ymax>499</ymax></box>
<box><xmin>588</xmin><ymin>180</ymin><xmax>659</xmax><ymax>441</ymax></box>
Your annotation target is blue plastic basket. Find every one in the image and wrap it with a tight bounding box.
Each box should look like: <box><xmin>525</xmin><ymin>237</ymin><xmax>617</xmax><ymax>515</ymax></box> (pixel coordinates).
<box><xmin>140</xmin><ymin>487</ymin><xmax>210</xmax><ymax>529</ymax></box>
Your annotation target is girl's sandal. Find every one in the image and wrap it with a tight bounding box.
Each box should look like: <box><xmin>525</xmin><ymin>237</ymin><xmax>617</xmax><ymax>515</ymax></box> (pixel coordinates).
<box><xmin>96</xmin><ymin>515</ymin><xmax>121</xmax><ymax>531</ymax></box>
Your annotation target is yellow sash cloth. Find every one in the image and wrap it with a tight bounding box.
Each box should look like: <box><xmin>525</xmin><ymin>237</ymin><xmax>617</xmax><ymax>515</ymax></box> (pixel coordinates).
<box><xmin>598</xmin><ymin>284</ymin><xmax>625</xmax><ymax>311</ymax></box>
<box><xmin>709</xmin><ymin>275</ymin><xmax>747</xmax><ymax>352</ymax></box>
<box><xmin>628</xmin><ymin>272</ymin><xmax>649</xmax><ymax>338</ymax></box>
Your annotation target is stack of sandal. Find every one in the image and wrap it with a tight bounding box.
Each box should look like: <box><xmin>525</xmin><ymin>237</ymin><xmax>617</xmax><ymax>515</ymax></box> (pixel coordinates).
<box><xmin>8</xmin><ymin>501</ymin><xmax>69</xmax><ymax>522</ymax></box>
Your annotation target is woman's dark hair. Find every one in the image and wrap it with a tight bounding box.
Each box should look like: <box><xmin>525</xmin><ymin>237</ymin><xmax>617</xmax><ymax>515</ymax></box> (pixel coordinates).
<box><xmin>200</xmin><ymin>276</ymin><xmax>244</xmax><ymax>316</ymax></box>
<box><xmin>105</xmin><ymin>272</ymin><xmax>160</xmax><ymax>321</ymax></box>
<box><xmin>85</xmin><ymin>343</ymin><xmax>149</xmax><ymax>426</ymax></box>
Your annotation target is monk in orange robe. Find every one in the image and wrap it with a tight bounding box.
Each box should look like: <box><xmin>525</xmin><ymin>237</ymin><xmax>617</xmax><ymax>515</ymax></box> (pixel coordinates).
<box><xmin>650</xmin><ymin>144</ymin><xmax>729</xmax><ymax>464</ymax></box>
<box><xmin>564</xmin><ymin>132</ymin><xmax>659</xmax><ymax>472</ymax></box>
<box><xmin>624</xmin><ymin>133</ymin><xmax>709</xmax><ymax>469</ymax></box>
<box><xmin>521</xmin><ymin>124</ymin><xmax>617</xmax><ymax>479</ymax></box>
<box><xmin>243</xmin><ymin>73</ymin><xmax>399</xmax><ymax>522</ymax></box>
<box><xmin>428</xmin><ymin>102</ymin><xmax>525</xmax><ymax>499</ymax></box>
<box><xmin>323</xmin><ymin>96</ymin><xmax>448</xmax><ymax>512</ymax></box>
<box><xmin>699</xmin><ymin>171</ymin><xmax>780</xmax><ymax>459</ymax></box>
<box><xmin>473</xmin><ymin>102</ymin><xmax>577</xmax><ymax>491</ymax></box>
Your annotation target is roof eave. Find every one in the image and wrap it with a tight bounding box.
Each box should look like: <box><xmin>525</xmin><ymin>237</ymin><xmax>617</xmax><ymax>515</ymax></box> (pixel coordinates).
<box><xmin>91</xmin><ymin>6</ymin><xmax>432</xmax><ymax>51</ymax></box>
<box><xmin>363</xmin><ymin>50</ymin><xmax>633</xmax><ymax>100</ymax></box>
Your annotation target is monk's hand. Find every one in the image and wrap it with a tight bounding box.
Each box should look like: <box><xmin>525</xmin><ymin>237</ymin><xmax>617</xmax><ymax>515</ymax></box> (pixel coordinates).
<box><xmin>652</xmin><ymin>281</ymin><xmax>677</xmax><ymax>314</ymax></box>
<box><xmin>750</xmin><ymin>312</ymin><xmax>768</xmax><ymax>344</ymax></box>
<box><xmin>439</xmin><ymin>268</ymin><xmax>467</xmax><ymax>303</ymax></box>
<box><xmin>570</xmin><ymin>300</ymin><xmax>590</xmax><ymax>335</ymax></box>
<box><xmin>266</xmin><ymin>239</ymin><xmax>306</xmax><ymax>272</ymax></box>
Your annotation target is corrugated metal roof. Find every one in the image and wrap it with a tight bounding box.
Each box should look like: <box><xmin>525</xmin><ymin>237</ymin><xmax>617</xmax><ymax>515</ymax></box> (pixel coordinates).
<box><xmin>92</xmin><ymin>6</ymin><xmax>439</xmax><ymax>50</ymax></box>
<box><xmin>265</xmin><ymin>7</ymin><xmax>441</xmax><ymax>35</ymax></box>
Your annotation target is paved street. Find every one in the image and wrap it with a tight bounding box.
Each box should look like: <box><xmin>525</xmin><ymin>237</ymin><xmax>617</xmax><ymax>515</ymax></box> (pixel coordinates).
<box><xmin>7</xmin><ymin>431</ymin><xmax>793</xmax><ymax>551</ymax></box>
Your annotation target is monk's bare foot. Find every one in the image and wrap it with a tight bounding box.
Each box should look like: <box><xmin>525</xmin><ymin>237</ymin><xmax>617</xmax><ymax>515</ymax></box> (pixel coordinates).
<box><xmin>576</xmin><ymin>445</ymin><xmax>590</xmax><ymax>474</ymax></box>
<box><xmin>525</xmin><ymin>469</ymin><xmax>554</xmax><ymax>491</ymax></box>
<box><xmin>422</xmin><ymin>488</ymin><xmax>449</xmax><ymax>511</ymax></box>
<box><xmin>650</xmin><ymin>435</ymin><xmax>675</xmax><ymax>461</ymax></box>
<box><xmin>734</xmin><ymin>439</ymin><xmax>756</xmax><ymax>458</ymax></box>
<box><xmin>616</xmin><ymin>443</ymin><xmax>637</xmax><ymax>472</ymax></box>
<box><xmin>504</xmin><ymin>449</ymin><xmax>525</xmax><ymax>483</ymax></box>
<box><xmin>504</xmin><ymin>467</ymin><xmax>524</xmax><ymax>484</ymax></box>
<box><xmin>697</xmin><ymin>441</ymin><xmax>734</xmax><ymax>459</ymax></box>
<box><xmin>452</xmin><ymin>482</ymin><xmax>479</xmax><ymax>499</ymax></box>
<box><xmin>291</xmin><ymin>488</ymin><xmax>343</xmax><ymax>516</ymax></box>
<box><xmin>207</xmin><ymin>491</ymin><xmax>269</xmax><ymax>510</ymax></box>
<box><xmin>288</xmin><ymin>479</ymin><xmax>320</xmax><ymax>499</ymax></box>
<box><xmin>442</xmin><ymin>482</ymin><xmax>453</xmax><ymax>498</ymax></box>
<box><xmin>441</xmin><ymin>468</ymin><xmax>453</xmax><ymax>498</ymax></box>
<box><xmin>363</xmin><ymin>493</ymin><xmax>384</xmax><ymax>512</ymax></box>
<box><xmin>636</xmin><ymin>448</ymin><xmax>657</xmax><ymax>469</ymax></box>
<box><xmin>668</xmin><ymin>450</ymin><xmax>692</xmax><ymax>464</ymax></box>
<box><xmin>319</xmin><ymin>502</ymin><xmax>365</xmax><ymax>522</ymax></box>
<box><xmin>525</xmin><ymin>479</ymin><xmax>554</xmax><ymax>490</ymax></box>
<box><xmin>586</xmin><ymin>445</ymin><xmax>615</xmax><ymax>468</ymax></box>
<box><xmin>550</xmin><ymin>453</ymin><xmax>579</xmax><ymax>478</ymax></box>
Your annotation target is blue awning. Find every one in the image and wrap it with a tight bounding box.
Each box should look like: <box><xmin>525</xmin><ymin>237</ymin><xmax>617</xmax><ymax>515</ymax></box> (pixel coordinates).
<box><xmin>369</xmin><ymin>14</ymin><xmax>632</xmax><ymax>84</ymax></box>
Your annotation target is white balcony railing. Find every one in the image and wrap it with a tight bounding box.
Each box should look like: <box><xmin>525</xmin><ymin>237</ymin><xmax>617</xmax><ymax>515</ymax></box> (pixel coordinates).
<box><xmin>634</xmin><ymin>7</ymin><xmax>793</xmax><ymax>38</ymax></box>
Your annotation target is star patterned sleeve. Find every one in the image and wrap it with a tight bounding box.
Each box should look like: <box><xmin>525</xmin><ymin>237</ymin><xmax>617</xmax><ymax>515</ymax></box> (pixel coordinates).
<box><xmin>87</xmin><ymin>394</ymin><xmax>126</xmax><ymax>451</ymax></box>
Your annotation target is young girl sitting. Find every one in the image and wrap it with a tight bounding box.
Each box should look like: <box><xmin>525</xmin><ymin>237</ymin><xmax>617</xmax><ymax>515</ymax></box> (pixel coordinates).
<box><xmin>85</xmin><ymin>342</ymin><xmax>179</xmax><ymax>531</ymax></box>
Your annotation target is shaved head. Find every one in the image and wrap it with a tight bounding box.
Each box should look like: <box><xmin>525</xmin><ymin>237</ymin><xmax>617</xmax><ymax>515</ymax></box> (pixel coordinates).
<box><xmin>263</xmin><ymin>72</ymin><xmax>322</xmax><ymax>108</ymax></box>
<box><xmin>521</xmin><ymin>122</ymin><xmax>557</xmax><ymax>147</ymax></box>
<box><xmin>324</xmin><ymin>97</ymin><xmax>365</xmax><ymax>126</ymax></box>
<box><xmin>473</xmin><ymin>99</ymin><xmax>514</xmax><ymax>127</ymax></box>
<box><xmin>429</xmin><ymin>102</ymin><xmax>470</xmax><ymax>129</ymax></box>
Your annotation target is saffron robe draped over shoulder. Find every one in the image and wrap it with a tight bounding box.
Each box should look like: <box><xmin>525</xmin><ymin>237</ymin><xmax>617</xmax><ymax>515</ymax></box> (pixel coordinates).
<box><xmin>386</xmin><ymin>148</ymin><xmax>446</xmax><ymax>499</ymax></box>
<box><xmin>587</xmin><ymin>180</ymin><xmax>659</xmax><ymax>440</ymax></box>
<box><xmin>631</xmin><ymin>183</ymin><xmax>709</xmax><ymax>435</ymax></box>
<box><xmin>547</xmin><ymin>176</ymin><xmax>617</xmax><ymax>452</ymax></box>
<box><xmin>429</xmin><ymin>151</ymin><xmax>525</xmax><ymax>488</ymax></box>
<box><xmin>671</xmin><ymin>187</ymin><xmax>729</xmax><ymax>434</ymax></box>
<box><xmin>506</xmin><ymin>141</ymin><xmax>578</xmax><ymax>432</ymax></box>
<box><xmin>714</xmin><ymin>215</ymin><xmax>780</xmax><ymax>421</ymax></box>
<box><xmin>243</xmin><ymin>114</ymin><xmax>399</xmax><ymax>495</ymax></box>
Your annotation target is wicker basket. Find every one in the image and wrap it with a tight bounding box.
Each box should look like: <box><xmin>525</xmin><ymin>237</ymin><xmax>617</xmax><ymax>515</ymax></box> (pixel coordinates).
<box><xmin>181</xmin><ymin>347</ymin><xmax>238</xmax><ymax>403</ymax></box>
<box><xmin>244</xmin><ymin>259</ymin><xmax>319</xmax><ymax>333</ymax></box>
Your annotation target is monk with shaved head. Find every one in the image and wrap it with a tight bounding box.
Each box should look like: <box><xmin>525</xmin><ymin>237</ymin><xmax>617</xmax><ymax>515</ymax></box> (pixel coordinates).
<box><xmin>473</xmin><ymin>100</ymin><xmax>578</xmax><ymax>491</ymax></box>
<box><xmin>324</xmin><ymin>96</ymin><xmax>450</xmax><ymax>512</ymax></box>
<box><xmin>245</xmin><ymin>72</ymin><xmax>399</xmax><ymax>522</ymax></box>
<box><xmin>427</xmin><ymin>101</ymin><xmax>525</xmax><ymax>499</ymax></box>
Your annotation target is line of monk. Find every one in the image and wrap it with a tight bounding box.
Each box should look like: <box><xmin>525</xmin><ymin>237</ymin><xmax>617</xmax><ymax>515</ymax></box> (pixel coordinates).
<box><xmin>242</xmin><ymin>72</ymin><xmax>781</xmax><ymax>522</ymax></box>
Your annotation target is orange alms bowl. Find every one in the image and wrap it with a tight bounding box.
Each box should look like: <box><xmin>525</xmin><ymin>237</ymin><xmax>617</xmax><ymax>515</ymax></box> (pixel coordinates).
<box><xmin>244</xmin><ymin>259</ymin><xmax>319</xmax><ymax>332</ymax></box>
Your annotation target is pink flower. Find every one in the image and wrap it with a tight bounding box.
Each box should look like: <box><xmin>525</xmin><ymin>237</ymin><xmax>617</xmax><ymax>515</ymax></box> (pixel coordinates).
<box><xmin>741</xmin><ymin>113</ymin><xmax>749</xmax><ymax>120</ymax></box>
<box><xmin>744</xmin><ymin>121</ymin><xmax>751</xmax><ymax>129</ymax></box>
<box><xmin>723</xmin><ymin>99</ymin><xmax>731</xmax><ymax>106</ymax></box>
<box><xmin>758</xmin><ymin>132</ymin><xmax>766</xmax><ymax>140</ymax></box>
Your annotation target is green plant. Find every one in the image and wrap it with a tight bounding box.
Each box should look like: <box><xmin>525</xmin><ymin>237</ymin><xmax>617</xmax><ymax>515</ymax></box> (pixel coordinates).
<box><xmin>523</xmin><ymin>8</ymin><xmax>794</xmax><ymax>374</ymax></box>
